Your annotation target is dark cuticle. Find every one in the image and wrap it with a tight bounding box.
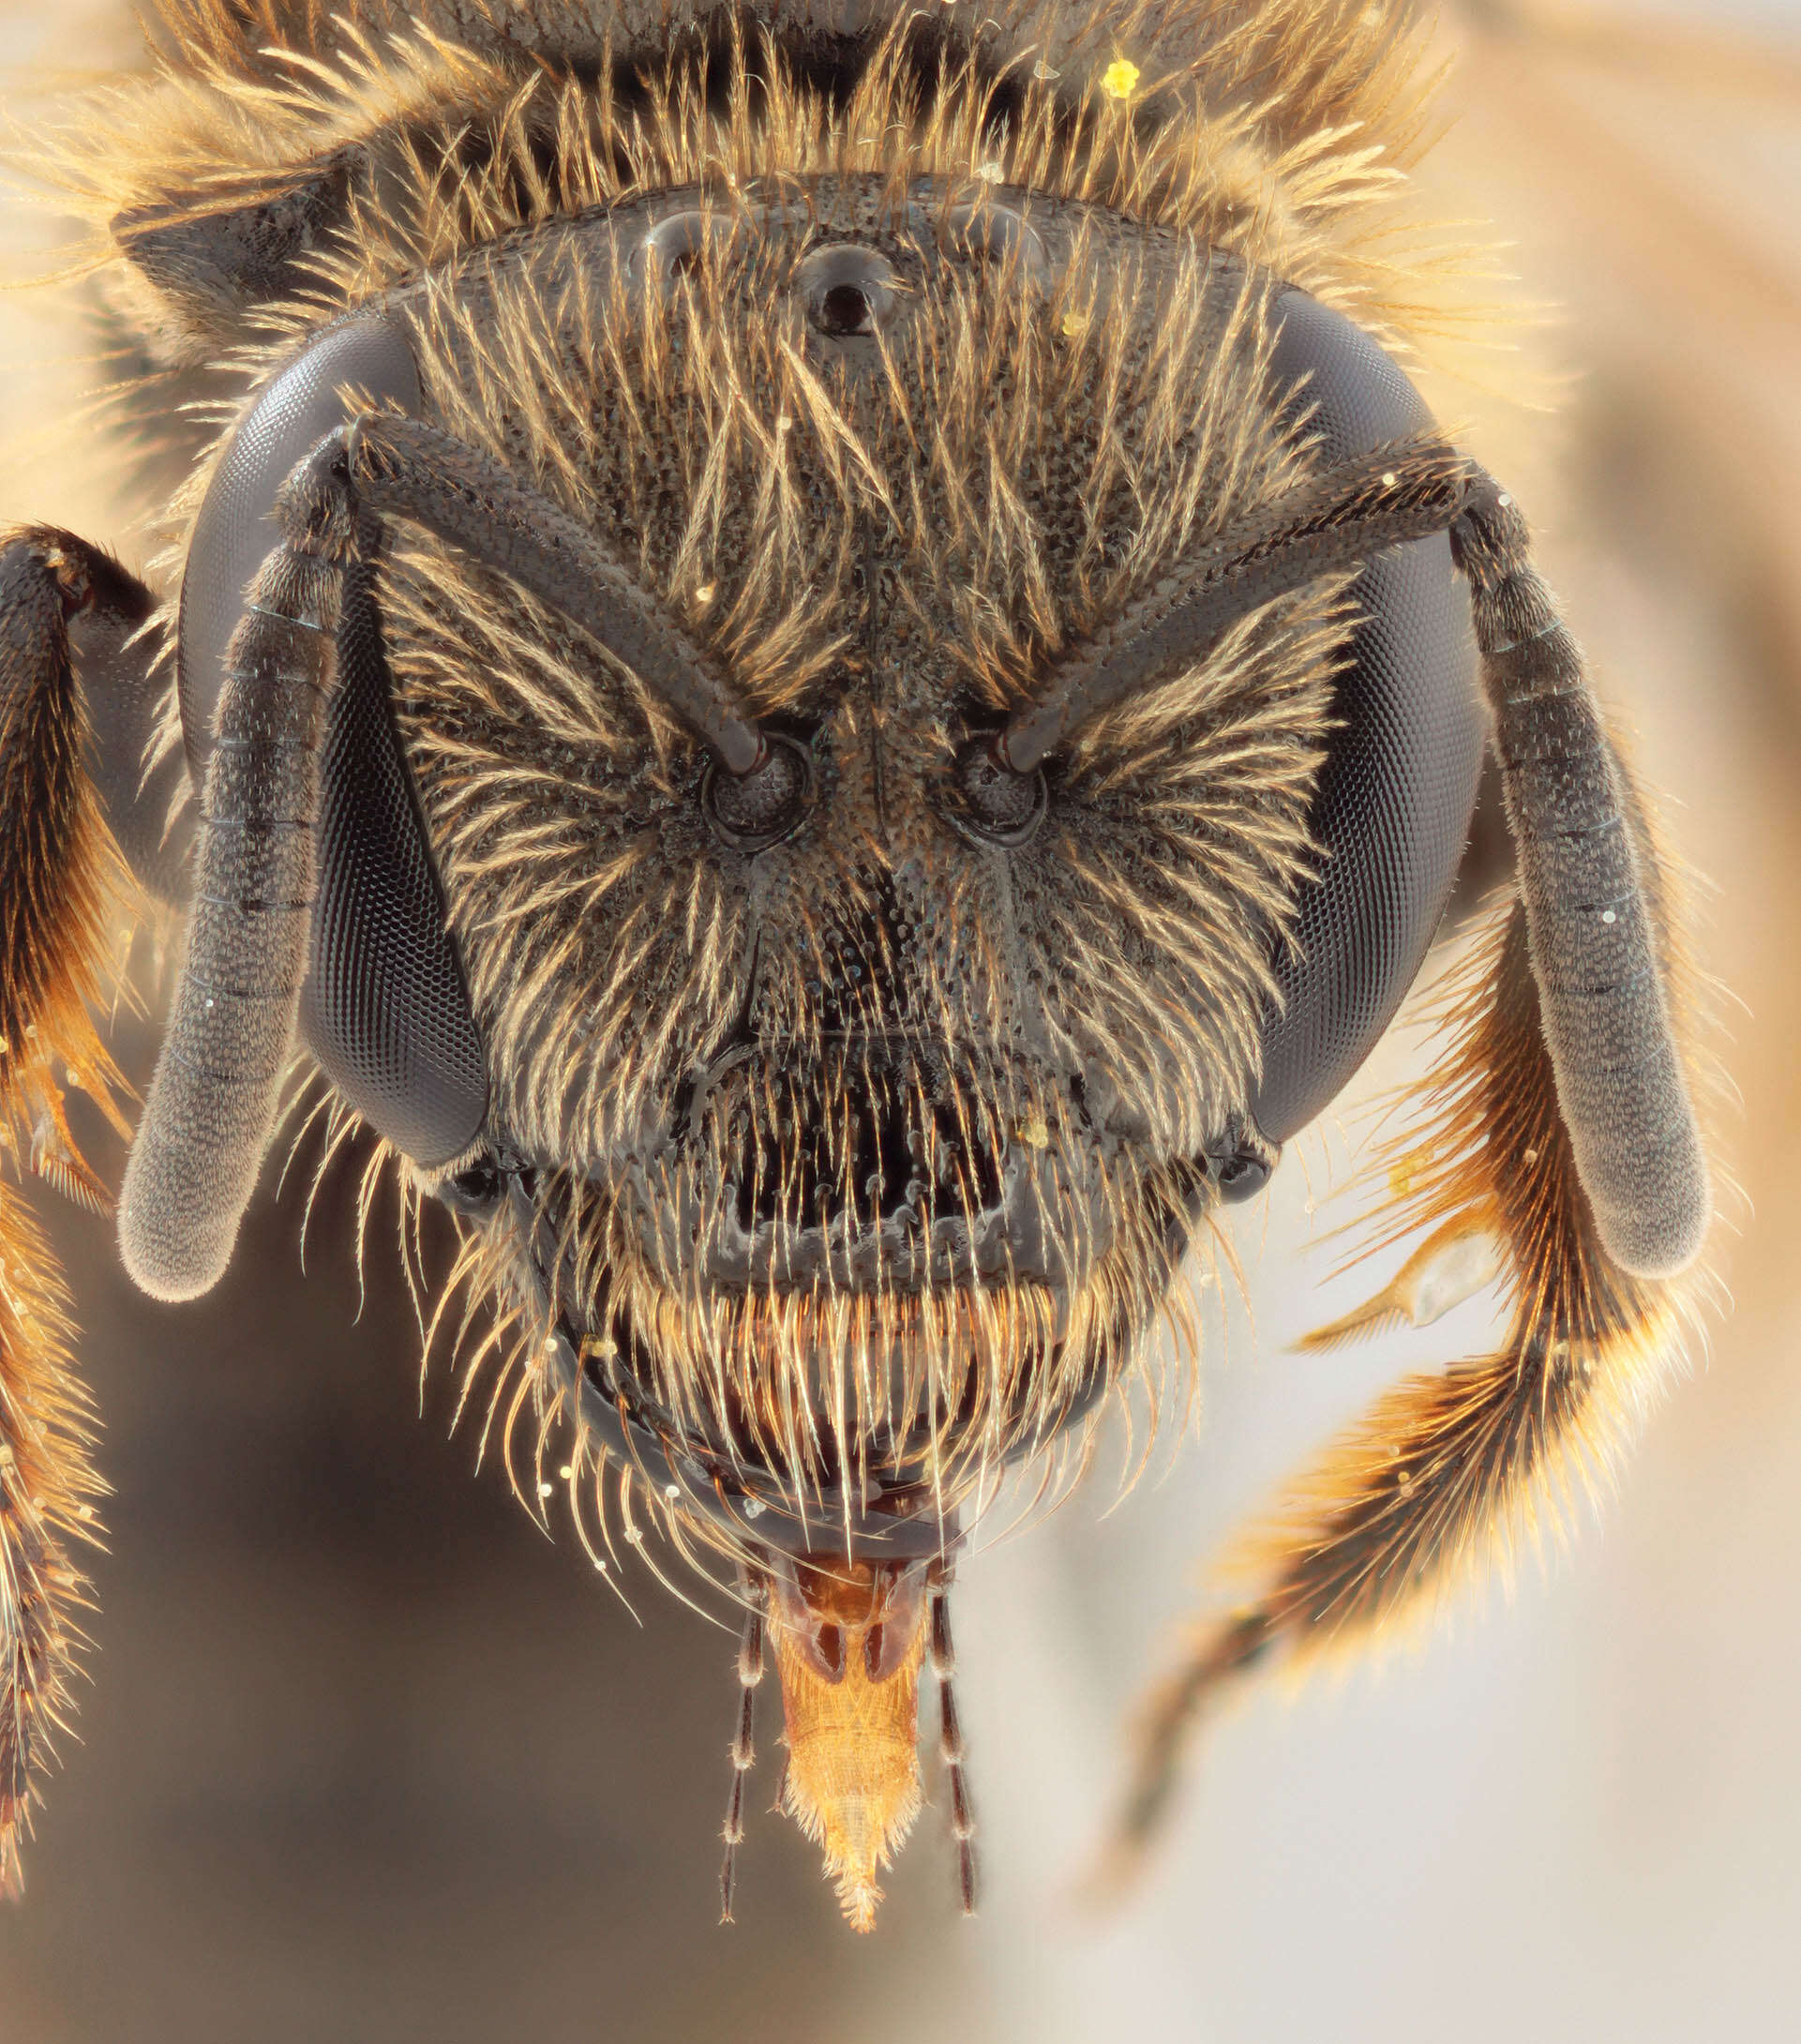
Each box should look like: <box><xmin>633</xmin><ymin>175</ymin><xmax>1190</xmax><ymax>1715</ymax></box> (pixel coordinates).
<box><xmin>950</xmin><ymin>734</ymin><xmax>1046</xmax><ymax>848</ymax></box>
<box><xmin>1214</xmin><ymin>1151</ymin><xmax>1270</xmax><ymax>1202</ymax></box>
<box><xmin>442</xmin><ymin>1154</ymin><xmax>505</xmax><ymax>1215</ymax></box>
<box><xmin>1207</xmin><ymin>1122</ymin><xmax>1279</xmax><ymax>1204</ymax></box>
<box><xmin>820</xmin><ymin>283</ymin><xmax>871</xmax><ymax>335</ymax></box>
<box><xmin>703</xmin><ymin>730</ymin><xmax>812</xmax><ymax>850</ymax></box>
<box><xmin>794</xmin><ymin>244</ymin><xmax>899</xmax><ymax>339</ymax></box>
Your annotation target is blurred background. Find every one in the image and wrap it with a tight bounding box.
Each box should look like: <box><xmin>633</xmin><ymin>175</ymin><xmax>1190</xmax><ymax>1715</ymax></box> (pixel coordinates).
<box><xmin>0</xmin><ymin>2</ymin><xmax>1798</xmax><ymax>2037</ymax></box>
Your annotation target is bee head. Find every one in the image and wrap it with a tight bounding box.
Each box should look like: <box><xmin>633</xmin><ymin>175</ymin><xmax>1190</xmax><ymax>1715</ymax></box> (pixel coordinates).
<box><xmin>98</xmin><ymin>4</ymin><xmax>1498</xmax><ymax>1930</ymax></box>
<box><xmin>157</xmin><ymin>35</ymin><xmax>1478</xmax><ymax>1560</ymax></box>
<box><xmin>357</xmin><ymin>181</ymin><xmax>1340</xmax><ymax>1541</ymax></box>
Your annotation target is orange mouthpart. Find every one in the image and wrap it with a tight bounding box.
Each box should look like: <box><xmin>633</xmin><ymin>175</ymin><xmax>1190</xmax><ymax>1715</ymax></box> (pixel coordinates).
<box><xmin>766</xmin><ymin>1556</ymin><xmax>932</xmax><ymax>1931</ymax></box>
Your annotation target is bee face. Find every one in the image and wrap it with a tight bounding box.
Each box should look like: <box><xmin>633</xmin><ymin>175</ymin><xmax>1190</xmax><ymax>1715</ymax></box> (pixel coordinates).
<box><xmin>0</xmin><ymin>0</ymin><xmax>1714</xmax><ymax>1932</ymax></box>
<box><xmin>364</xmin><ymin>175</ymin><xmax>1340</xmax><ymax>1536</ymax></box>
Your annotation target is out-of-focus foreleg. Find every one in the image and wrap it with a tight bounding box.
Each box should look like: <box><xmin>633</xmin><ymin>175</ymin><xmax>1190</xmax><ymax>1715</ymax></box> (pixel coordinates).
<box><xmin>0</xmin><ymin>528</ymin><xmax>152</xmax><ymax>1889</ymax></box>
<box><xmin>1100</xmin><ymin>475</ymin><xmax>1714</xmax><ymax>1886</ymax></box>
<box><xmin>1104</xmin><ymin>886</ymin><xmax>1705</xmax><ymax>1882</ymax></box>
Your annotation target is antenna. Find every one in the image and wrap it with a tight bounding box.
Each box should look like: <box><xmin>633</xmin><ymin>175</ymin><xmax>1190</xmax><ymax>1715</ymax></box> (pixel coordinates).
<box><xmin>929</xmin><ymin>1560</ymin><xmax>978</xmax><ymax>1916</ymax></box>
<box><xmin>719</xmin><ymin>1569</ymin><xmax>768</xmax><ymax>1924</ymax></box>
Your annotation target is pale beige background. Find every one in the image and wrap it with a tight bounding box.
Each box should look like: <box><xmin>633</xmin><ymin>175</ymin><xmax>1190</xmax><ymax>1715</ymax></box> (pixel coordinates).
<box><xmin>0</xmin><ymin>4</ymin><xmax>1797</xmax><ymax>2038</ymax></box>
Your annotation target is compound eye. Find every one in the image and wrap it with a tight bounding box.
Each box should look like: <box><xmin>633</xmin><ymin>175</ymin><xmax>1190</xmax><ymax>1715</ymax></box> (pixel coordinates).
<box><xmin>177</xmin><ymin>309</ymin><xmax>489</xmax><ymax>1171</ymax></box>
<box><xmin>703</xmin><ymin>732</ymin><xmax>812</xmax><ymax>849</ymax></box>
<box><xmin>950</xmin><ymin>736</ymin><xmax>1046</xmax><ymax>848</ymax></box>
<box><xmin>793</xmin><ymin>244</ymin><xmax>899</xmax><ymax>338</ymax></box>
<box><xmin>1246</xmin><ymin>288</ymin><xmax>1483</xmax><ymax>1145</ymax></box>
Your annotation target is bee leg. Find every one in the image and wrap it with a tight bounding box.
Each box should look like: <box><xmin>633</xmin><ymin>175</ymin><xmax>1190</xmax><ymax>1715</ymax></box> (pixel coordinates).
<box><xmin>0</xmin><ymin>1183</ymin><xmax>103</xmax><ymax>1900</ymax></box>
<box><xmin>0</xmin><ymin>1184</ymin><xmax>103</xmax><ymax>1899</ymax></box>
<box><xmin>0</xmin><ymin>529</ymin><xmax>162</xmax><ymax>1890</ymax></box>
<box><xmin>1105</xmin><ymin>885</ymin><xmax>1703</xmax><ymax>1883</ymax></box>
<box><xmin>0</xmin><ymin>530</ymin><xmax>169</xmax><ymax>1043</ymax></box>
<box><xmin>1099</xmin><ymin>473</ymin><xmax>1714</xmax><ymax>1879</ymax></box>
<box><xmin>0</xmin><ymin>528</ymin><xmax>188</xmax><ymax>911</ymax></box>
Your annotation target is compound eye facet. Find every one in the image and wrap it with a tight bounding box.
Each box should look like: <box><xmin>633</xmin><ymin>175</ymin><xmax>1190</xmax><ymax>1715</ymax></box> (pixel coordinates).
<box><xmin>178</xmin><ymin>311</ymin><xmax>421</xmax><ymax>768</ymax></box>
<box><xmin>703</xmin><ymin>732</ymin><xmax>812</xmax><ymax>849</ymax></box>
<box><xmin>950</xmin><ymin>736</ymin><xmax>1046</xmax><ymax>848</ymax></box>
<box><xmin>793</xmin><ymin>244</ymin><xmax>900</xmax><ymax>338</ymax></box>
<box><xmin>1245</xmin><ymin>288</ymin><xmax>1483</xmax><ymax>1146</ymax></box>
<box><xmin>177</xmin><ymin>309</ymin><xmax>489</xmax><ymax>1172</ymax></box>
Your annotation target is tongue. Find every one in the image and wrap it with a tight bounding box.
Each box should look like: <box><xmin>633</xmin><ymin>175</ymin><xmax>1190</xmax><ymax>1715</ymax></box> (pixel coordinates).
<box><xmin>765</xmin><ymin>1556</ymin><xmax>932</xmax><ymax>1931</ymax></box>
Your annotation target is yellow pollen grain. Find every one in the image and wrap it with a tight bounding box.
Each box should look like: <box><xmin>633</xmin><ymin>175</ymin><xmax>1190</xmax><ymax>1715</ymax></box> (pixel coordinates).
<box><xmin>1016</xmin><ymin>1114</ymin><xmax>1050</xmax><ymax>1150</ymax></box>
<box><xmin>1102</xmin><ymin>57</ymin><xmax>1141</xmax><ymax>101</ymax></box>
